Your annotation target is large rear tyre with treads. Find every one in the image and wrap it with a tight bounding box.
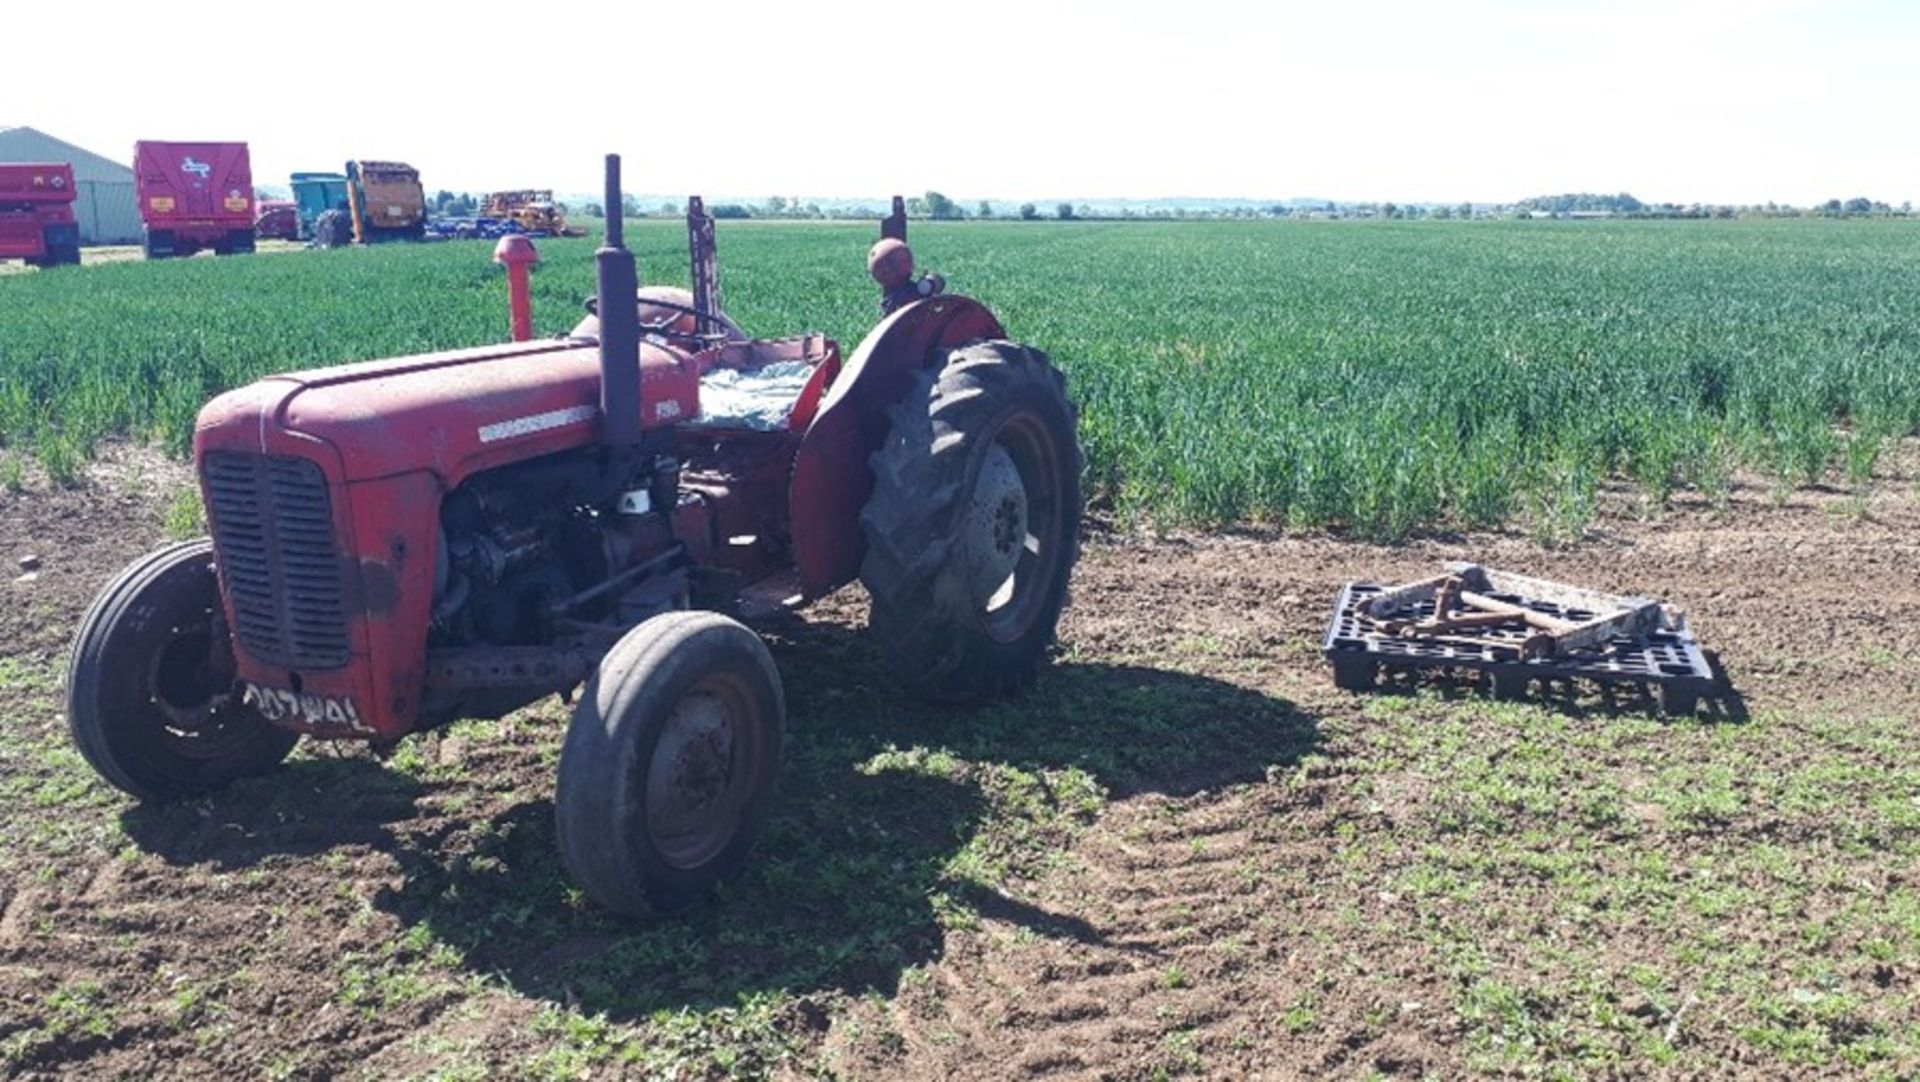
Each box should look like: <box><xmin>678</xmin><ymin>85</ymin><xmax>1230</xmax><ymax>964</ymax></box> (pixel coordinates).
<box><xmin>66</xmin><ymin>539</ymin><xmax>298</xmax><ymax>801</ymax></box>
<box><xmin>312</xmin><ymin>209</ymin><xmax>352</xmax><ymax>249</ymax></box>
<box><xmin>555</xmin><ymin>611</ymin><xmax>784</xmax><ymax>917</ymax></box>
<box><xmin>860</xmin><ymin>340</ymin><xmax>1082</xmax><ymax>703</ymax></box>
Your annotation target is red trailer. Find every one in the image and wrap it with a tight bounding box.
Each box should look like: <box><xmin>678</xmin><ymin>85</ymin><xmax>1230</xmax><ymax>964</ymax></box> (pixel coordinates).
<box><xmin>0</xmin><ymin>163</ymin><xmax>80</xmax><ymax>267</ymax></box>
<box><xmin>255</xmin><ymin>200</ymin><xmax>298</xmax><ymax>241</ymax></box>
<box><xmin>133</xmin><ymin>141</ymin><xmax>256</xmax><ymax>259</ymax></box>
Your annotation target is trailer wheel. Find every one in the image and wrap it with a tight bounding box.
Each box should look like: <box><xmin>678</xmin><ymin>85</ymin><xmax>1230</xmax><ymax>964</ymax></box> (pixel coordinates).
<box><xmin>556</xmin><ymin>611</ymin><xmax>784</xmax><ymax>917</ymax></box>
<box><xmin>861</xmin><ymin>340</ymin><xmax>1082</xmax><ymax>703</ymax></box>
<box><xmin>142</xmin><ymin>229</ymin><xmax>175</xmax><ymax>260</ymax></box>
<box><xmin>67</xmin><ymin>540</ymin><xmax>298</xmax><ymax>801</ymax></box>
<box><xmin>313</xmin><ymin>210</ymin><xmax>352</xmax><ymax>249</ymax></box>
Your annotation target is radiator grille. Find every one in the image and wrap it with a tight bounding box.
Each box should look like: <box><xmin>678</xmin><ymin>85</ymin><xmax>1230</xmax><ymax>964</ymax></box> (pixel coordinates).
<box><xmin>203</xmin><ymin>452</ymin><xmax>351</xmax><ymax>670</ymax></box>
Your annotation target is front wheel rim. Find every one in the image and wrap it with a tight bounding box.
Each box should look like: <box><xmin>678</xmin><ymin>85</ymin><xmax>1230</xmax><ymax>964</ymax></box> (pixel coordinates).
<box><xmin>142</xmin><ymin>583</ymin><xmax>261</xmax><ymax>762</ymax></box>
<box><xmin>644</xmin><ymin>675</ymin><xmax>755</xmax><ymax>870</ymax></box>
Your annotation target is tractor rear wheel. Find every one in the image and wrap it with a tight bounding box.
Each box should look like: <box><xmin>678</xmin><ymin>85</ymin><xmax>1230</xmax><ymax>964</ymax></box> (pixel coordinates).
<box><xmin>67</xmin><ymin>540</ymin><xmax>298</xmax><ymax>801</ymax></box>
<box><xmin>555</xmin><ymin>611</ymin><xmax>784</xmax><ymax>916</ymax></box>
<box><xmin>312</xmin><ymin>210</ymin><xmax>352</xmax><ymax>249</ymax></box>
<box><xmin>860</xmin><ymin>340</ymin><xmax>1082</xmax><ymax>703</ymax></box>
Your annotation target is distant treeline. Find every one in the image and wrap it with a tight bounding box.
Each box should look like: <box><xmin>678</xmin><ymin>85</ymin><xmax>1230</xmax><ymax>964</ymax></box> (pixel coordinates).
<box><xmin>426</xmin><ymin>189</ymin><xmax>1915</xmax><ymax>224</ymax></box>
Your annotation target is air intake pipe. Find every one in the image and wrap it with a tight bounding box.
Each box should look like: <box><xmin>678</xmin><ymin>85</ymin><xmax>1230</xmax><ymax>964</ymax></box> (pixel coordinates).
<box><xmin>597</xmin><ymin>154</ymin><xmax>641</xmax><ymax>445</ymax></box>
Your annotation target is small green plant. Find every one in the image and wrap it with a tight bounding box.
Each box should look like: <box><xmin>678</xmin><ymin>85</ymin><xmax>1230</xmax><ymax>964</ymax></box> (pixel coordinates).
<box><xmin>36</xmin><ymin>433</ymin><xmax>83</xmax><ymax>488</ymax></box>
<box><xmin>1842</xmin><ymin>427</ymin><xmax>1882</xmax><ymax>491</ymax></box>
<box><xmin>161</xmin><ymin>486</ymin><xmax>207</xmax><ymax>539</ymax></box>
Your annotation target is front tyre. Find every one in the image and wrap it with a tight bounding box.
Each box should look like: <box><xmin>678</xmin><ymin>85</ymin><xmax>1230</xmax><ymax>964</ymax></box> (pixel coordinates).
<box><xmin>66</xmin><ymin>540</ymin><xmax>298</xmax><ymax>801</ymax></box>
<box><xmin>556</xmin><ymin>612</ymin><xmax>784</xmax><ymax>917</ymax></box>
<box><xmin>860</xmin><ymin>340</ymin><xmax>1083</xmax><ymax>703</ymax></box>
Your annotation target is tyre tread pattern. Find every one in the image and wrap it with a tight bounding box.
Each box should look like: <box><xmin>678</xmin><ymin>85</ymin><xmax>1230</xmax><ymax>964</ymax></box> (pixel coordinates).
<box><xmin>859</xmin><ymin>340</ymin><xmax>1082</xmax><ymax>703</ymax></box>
<box><xmin>555</xmin><ymin>611</ymin><xmax>785</xmax><ymax>917</ymax></box>
<box><xmin>66</xmin><ymin>539</ymin><xmax>296</xmax><ymax>801</ymax></box>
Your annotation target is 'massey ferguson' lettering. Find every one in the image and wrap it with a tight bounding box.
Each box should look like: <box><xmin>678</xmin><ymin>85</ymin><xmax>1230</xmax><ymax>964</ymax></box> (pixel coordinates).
<box><xmin>242</xmin><ymin>683</ymin><xmax>372</xmax><ymax>733</ymax></box>
<box><xmin>477</xmin><ymin>404</ymin><xmax>597</xmax><ymax>444</ymax></box>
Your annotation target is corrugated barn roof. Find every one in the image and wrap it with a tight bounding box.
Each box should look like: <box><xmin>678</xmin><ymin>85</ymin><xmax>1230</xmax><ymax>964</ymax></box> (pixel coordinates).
<box><xmin>0</xmin><ymin>126</ymin><xmax>135</xmax><ymax>183</ymax></box>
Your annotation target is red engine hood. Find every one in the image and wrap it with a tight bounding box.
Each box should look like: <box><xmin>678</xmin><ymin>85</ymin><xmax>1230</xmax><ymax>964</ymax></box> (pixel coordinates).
<box><xmin>195</xmin><ymin>337</ymin><xmax>702</xmax><ymax>484</ymax></box>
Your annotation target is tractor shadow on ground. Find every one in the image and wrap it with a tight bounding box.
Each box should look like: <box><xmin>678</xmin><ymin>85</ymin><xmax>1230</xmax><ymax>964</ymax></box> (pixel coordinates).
<box><xmin>117</xmin><ymin>753</ymin><xmax>429</xmax><ymax>868</ymax></box>
<box><xmin>423</xmin><ymin>611</ymin><xmax>1323</xmax><ymax>1023</ymax></box>
<box><xmin>120</xmin><ymin>613</ymin><xmax>1321</xmax><ymax>1026</ymax></box>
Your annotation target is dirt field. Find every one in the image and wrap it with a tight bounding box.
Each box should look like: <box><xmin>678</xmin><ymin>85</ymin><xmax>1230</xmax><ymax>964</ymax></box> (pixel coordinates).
<box><xmin>2</xmin><ymin>447</ymin><xmax>1916</xmax><ymax>1079</ymax></box>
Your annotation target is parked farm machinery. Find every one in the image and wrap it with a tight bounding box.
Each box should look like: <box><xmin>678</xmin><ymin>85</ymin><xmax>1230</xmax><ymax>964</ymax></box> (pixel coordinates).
<box><xmin>427</xmin><ymin>191</ymin><xmax>586</xmax><ymax>242</ymax></box>
<box><xmin>480</xmin><ymin>190</ymin><xmax>585</xmax><ymax>237</ymax></box>
<box><xmin>67</xmin><ymin>153</ymin><xmax>1082</xmax><ymax>916</ymax></box>
<box><xmin>254</xmin><ymin>200</ymin><xmax>299</xmax><ymax>241</ymax></box>
<box><xmin>289</xmin><ymin>171</ymin><xmax>349</xmax><ymax>242</ymax></box>
<box><xmin>0</xmin><ymin>162</ymin><xmax>80</xmax><ymax>267</ymax></box>
<box><xmin>307</xmin><ymin>160</ymin><xmax>429</xmax><ymax>247</ymax></box>
<box><xmin>134</xmin><ymin>141</ymin><xmax>256</xmax><ymax>259</ymax></box>
<box><xmin>424</xmin><ymin>215</ymin><xmax>523</xmax><ymax>242</ymax></box>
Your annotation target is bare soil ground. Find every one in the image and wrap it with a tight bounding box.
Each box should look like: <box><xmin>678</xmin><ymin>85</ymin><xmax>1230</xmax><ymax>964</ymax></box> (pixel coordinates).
<box><xmin>1</xmin><ymin>446</ymin><xmax>1916</xmax><ymax>1080</ymax></box>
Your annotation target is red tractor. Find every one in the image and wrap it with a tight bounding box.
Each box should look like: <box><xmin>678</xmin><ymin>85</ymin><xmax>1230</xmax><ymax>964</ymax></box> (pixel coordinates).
<box><xmin>67</xmin><ymin>155</ymin><xmax>1081</xmax><ymax>915</ymax></box>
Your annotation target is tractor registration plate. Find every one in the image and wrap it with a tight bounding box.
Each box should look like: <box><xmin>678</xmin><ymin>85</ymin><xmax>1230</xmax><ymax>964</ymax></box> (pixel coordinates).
<box><xmin>242</xmin><ymin>683</ymin><xmax>373</xmax><ymax>734</ymax></box>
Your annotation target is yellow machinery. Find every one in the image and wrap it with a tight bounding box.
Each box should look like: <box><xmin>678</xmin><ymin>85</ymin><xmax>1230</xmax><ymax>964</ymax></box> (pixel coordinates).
<box><xmin>481</xmin><ymin>190</ymin><xmax>584</xmax><ymax>237</ymax></box>
<box><xmin>337</xmin><ymin>161</ymin><xmax>427</xmax><ymax>244</ymax></box>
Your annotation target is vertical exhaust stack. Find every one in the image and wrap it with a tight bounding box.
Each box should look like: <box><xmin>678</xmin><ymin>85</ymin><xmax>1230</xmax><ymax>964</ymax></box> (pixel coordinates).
<box><xmin>597</xmin><ymin>154</ymin><xmax>642</xmax><ymax>445</ymax></box>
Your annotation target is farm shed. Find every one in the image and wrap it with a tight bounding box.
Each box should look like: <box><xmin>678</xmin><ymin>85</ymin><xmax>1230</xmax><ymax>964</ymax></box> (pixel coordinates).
<box><xmin>0</xmin><ymin>125</ymin><xmax>141</xmax><ymax>245</ymax></box>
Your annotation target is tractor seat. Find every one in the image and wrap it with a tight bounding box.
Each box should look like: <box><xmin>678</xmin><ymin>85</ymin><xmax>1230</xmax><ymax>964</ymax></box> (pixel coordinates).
<box><xmin>688</xmin><ymin>334</ymin><xmax>839</xmax><ymax>433</ymax></box>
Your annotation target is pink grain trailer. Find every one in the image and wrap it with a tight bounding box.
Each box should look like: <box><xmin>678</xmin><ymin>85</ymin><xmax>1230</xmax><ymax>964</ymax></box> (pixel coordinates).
<box><xmin>0</xmin><ymin>163</ymin><xmax>79</xmax><ymax>267</ymax></box>
<box><xmin>133</xmin><ymin>141</ymin><xmax>256</xmax><ymax>259</ymax></box>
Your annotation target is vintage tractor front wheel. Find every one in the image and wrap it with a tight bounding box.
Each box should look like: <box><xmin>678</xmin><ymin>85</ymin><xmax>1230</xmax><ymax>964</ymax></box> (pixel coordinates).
<box><xmin>67</xmin><ymin>540</ymin><xmax>298</xmax><ymax>801</ymax></box>
<box><xmin>861</xmin><ymin>340</ymin><xmax>1082</xmax><ymax>703</ymax></box>
<box><xmin>555</xmin><ymin>612</ymin><xmax>784</xmax><ymax>917</ymax></box>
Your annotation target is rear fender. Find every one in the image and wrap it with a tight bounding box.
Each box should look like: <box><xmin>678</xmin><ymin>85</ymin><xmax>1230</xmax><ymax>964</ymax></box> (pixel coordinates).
<box><xmin>789</xmin><ymin>294</ymin><xmax>1004</xmax><ymax>597</ymax></box>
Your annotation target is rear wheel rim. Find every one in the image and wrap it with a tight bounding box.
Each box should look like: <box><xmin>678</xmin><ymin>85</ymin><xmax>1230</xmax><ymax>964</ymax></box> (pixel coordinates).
<box><xmin>966</xmin><ymin>410</ymin><xmax>1069</xmax><ymax>644</ymax></box>
<box><xmin>645</xmin><ymin>675</ymin><xmax>755</xmax><ymax>870</ymax></box>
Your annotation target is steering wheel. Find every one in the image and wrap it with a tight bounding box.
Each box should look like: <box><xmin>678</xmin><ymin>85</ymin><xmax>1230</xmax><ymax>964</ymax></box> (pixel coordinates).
<box><xmin>583</xmin><ymin>294</ymin><xmax>732</xmax><ymax>345</ymax></box>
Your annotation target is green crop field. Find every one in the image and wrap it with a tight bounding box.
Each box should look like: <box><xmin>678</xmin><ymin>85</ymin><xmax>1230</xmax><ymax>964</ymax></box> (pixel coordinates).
<box><xmin>3</xmin><ymin>219</ymin><xmax>1919</xmax><ymax>537</ymax></box>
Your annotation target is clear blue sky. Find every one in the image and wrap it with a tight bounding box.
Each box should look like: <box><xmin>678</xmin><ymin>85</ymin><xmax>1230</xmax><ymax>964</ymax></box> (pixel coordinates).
<box><xmin>13</xmin><ymin>0</ymin><xmax>1915</xmax><ymax>205</ymax></box>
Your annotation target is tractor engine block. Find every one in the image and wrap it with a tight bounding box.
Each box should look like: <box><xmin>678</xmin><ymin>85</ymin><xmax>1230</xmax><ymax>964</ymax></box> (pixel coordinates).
<box><xmin>427</xmin><ymin>445</ymin><xmax>684</xmax><ymax>652</ymax></box>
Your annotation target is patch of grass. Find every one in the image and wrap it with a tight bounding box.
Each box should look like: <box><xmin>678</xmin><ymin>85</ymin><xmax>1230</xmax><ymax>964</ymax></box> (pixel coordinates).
<box><xmin>35</xmin><ymin>431</ymin><xmax>84</xmax><ymax>488</ymax></box>
<box><xmin>1317</xmin><ymin>694</ymin><xmax>1920</xmax><ymax>1078</ymax></box>
<box><xmin>0</xmin><ymin>980</ymin><xmax>116</xmax><ymax>1068</ymax></box>
<box><xmin>160</xmin><ymin>486</ymin><xmax>206</xmax><ymax>539</ymax></box>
